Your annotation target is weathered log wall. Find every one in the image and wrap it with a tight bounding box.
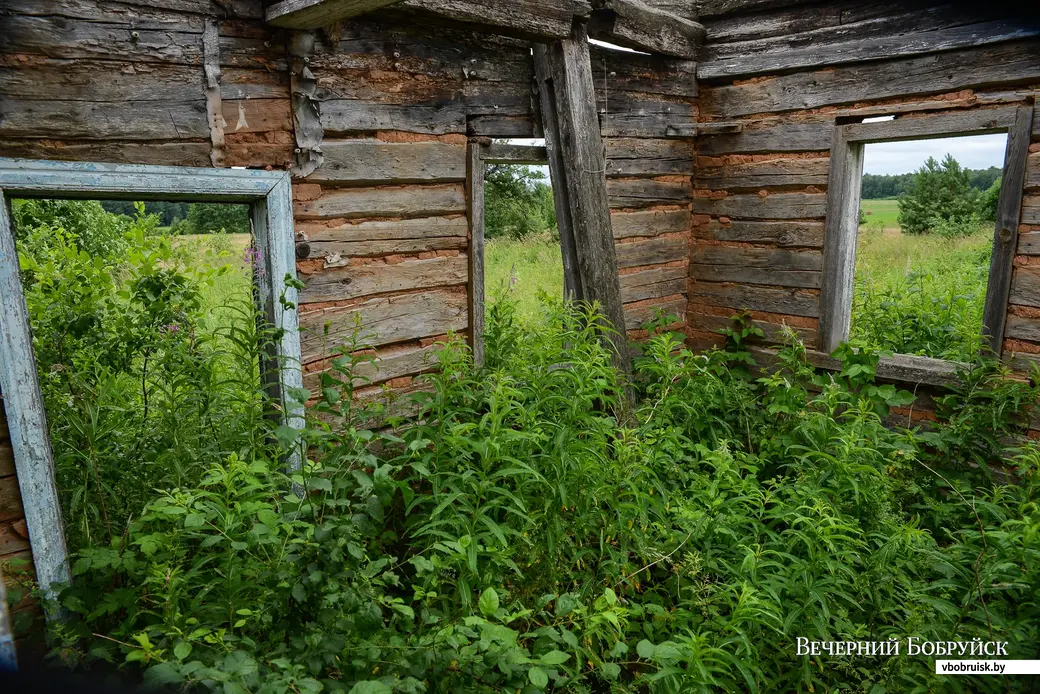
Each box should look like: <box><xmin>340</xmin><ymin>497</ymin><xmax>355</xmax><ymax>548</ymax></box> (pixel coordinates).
<box><xmin>689</xmin><ymin>1</ymin><xmax>1040</xmax><ymax>373</ymax></box>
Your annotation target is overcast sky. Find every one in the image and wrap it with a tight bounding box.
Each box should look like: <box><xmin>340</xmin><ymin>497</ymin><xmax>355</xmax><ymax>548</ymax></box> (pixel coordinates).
<box><xmin>862</xmin><ymin>133</ymin><xmax>1008</xmax><ymax>175</ymax></box>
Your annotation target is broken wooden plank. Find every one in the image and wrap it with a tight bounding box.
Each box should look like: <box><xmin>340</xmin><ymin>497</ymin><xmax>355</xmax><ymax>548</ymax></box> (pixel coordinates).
<box><xmin>294</xmin><ymin>184</ymin><xmax>466</xmax><ymax>220</ymax></box>
<box><xmin>311</xmin><ymin>140</ymin><xmax>466</xmax><ymax>185</ymax></box>
<box><xmin>611</xmin><ymin>208</ymin><xmax>690</xmax><ymax>239</ymax></box>
<box><xmin>692</xmin><ymin>192</ymin><xmax>828</xmax><ymax>219</ymax></box>
<box><xmin>266</xmin><ymin>0</ymin><xmax>407</xmax><ymax>29</ymax></box>
<box><xmin>298</xmin><ymin>288</ymin><xmax>468</xmax><ymax>362</ymax></box>
<box><xmin>588</xmin><ymin>0</ymin><xmax>705</xmax><ymax>59</ymax></box>
<box><xmin>299</xmin><ymin>255</ymin><xmax>468</xmax><ymax>303</ymax></box>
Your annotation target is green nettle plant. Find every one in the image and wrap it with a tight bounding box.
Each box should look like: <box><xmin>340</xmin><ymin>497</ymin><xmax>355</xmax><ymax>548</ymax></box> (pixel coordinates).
<box><xmin>35</xmin><ymin>292</ymin><xmax>1040</xmax><ymax>694</ymax></box>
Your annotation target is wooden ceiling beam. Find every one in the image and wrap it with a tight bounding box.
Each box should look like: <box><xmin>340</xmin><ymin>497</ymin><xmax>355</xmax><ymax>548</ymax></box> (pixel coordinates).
<box><xmin>590</xmin><ymin>0</ymin><xmax>705</xmax><ymax>58</ymax></box>
<box><xmin>266</xmin><ymin>0</ymin><xmax>406</xmax><ymax>29</ymax></box>
<box><xmin>399</xmin><ymin>0</ymin><xmax>591</xmax><ymax>41</ymax></box>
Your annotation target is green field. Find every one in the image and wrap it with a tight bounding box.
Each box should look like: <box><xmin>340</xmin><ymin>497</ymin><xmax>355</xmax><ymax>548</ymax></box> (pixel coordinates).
<box><xmin>485</xmin><ymin>232</ymin><xmax>564</xmax><ymax>321</ymax></box>
<box><xmin>860</xmin><ymin>198</ymin><xmax>901</xmax><ymax>230</ymax></box>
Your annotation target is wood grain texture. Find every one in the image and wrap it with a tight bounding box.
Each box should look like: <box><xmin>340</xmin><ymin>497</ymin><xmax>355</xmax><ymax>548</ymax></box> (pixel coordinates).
<box><xmin>294</xmin><ymin>185</ymin><xmax>466</xmax><ymax>220</ymax></box>
<box><xmin>468</xmin><ymin>143</ymin><xmax>486</xmax><ymax>367</ymax></box>
<box><xmin>982</xmin><ymin>105</ymin><xmax>1035</xmax><ymax>352</ymax></box>
<box><xmin>691</xmin><ymin>192</ymin><xmax>827</xmax><ymax>219</ymax></box>
<box><xmin>305</xmin><ymin>342</ymin><xmax>441</xmax><ymax>390</ymax></box>
<box><xmin>400</xmin><ymin>0</ymin><xmax>591</xmax><ymax>40</ymax></box>
<box><xmin>700</xmin><ymin>18</ymin><xmax>1040</xmax><ymax>80</ymax></box>
<box><xmin>696</xmin><ymin>219</ymin><xmax>824</xmax><ymax>248</ymax></box>
<box><xmin>608</xmin><ymin>178</ymin><xmax>692</xmax><ymax>208</ymax></box>
<box><xmin>616</xmin><ymin>236</ymin><xmax>688</xmax><ymax>268</ymax></box>
<box><xmin>299</xmin><ymin>255</ymin><xmax>468</xmax><ymax>303</ymax></box>
<box><xmin>298</xmin><ymin>288</ymin><xmax>468</xmax><ymax>362</ymax></box>
<box><xmin>701</xmin><ymin>39</ymin><xmax>1040</xmax><ymax>119</ymax></box>
<box><xmin>696</xmin><ymin>121</ymin><xmax>835</xmax><ymax>155</ymax></box>
<box><xmin>689</xmin><ymin>281</ymin><xmax>820</xmax><ymax>318</ymax></box>
<box><xmin>606</xmin><ymin>138</ymin><xmax>693</xmax><ymax>177</ymax></box>
<box><xmin>267</xmin><ymin>0</ymin><xmax>407</xmax><ymax>28</ymax></box>
<box><xmin>311</xmin><ymin>141</ymin><xmax>466</xmax><ymax>185</ymax></box>
<box><xmin>694</xmin><ymin>157</ymin><xmax>830</xmax><ymax>190</ymax></box>
<box><xmin>611</xmin><ymin>208</ymin><xmax>690</xmax><ymax>239</ymax></box>
<box><xmin>588</xmin><ymin>0</ymin><xmax>705</xmax><ymax>58</ymax></box>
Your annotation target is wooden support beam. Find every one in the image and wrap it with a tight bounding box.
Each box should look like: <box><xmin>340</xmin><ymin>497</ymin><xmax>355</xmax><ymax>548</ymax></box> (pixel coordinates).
<box><xmin>400</xmin><ymin>0</ymin><xmax>591</xmax><ymax>41</ymax></box>
<box><xmin>665</xmin><ymin>121</ymin><xmax>743</xmax><ymax>138</ymax></box>
<box><xmin>589</xmin><ymin>0</ymin><xmax>705</xmax><ymax>58</ymax></box>
<box><xmin>467</xmin><ymin>143</ymin><xmax>487</xmax><ymax>367</ymax></box>
<box><xmin>266</xmin><ymin>0</ymin><xmax>406</xmax><ymax>29</ymax></box>
<box><xmin>534</xmin><ymin>24</ymin><xmax>632</xmax><ymax>378</ymax></box>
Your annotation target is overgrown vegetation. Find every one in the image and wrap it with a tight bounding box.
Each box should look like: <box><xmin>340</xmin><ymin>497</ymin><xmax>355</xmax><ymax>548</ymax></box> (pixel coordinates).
<box><xmin>851</xmin><ymin>226</ymin><xmax>992</xmax><ymax>361</ymax></box>
<box><xmin>897</xmin><ymin>155</ymin><xmax>987</xmax><ymax>237</ymax></box>
<box><xmin>12</xmin><ymin>199</ymin><xmax>262</xmax><ymax>551</ymax></box>
<box><xmin>485</xmin><ymin>164</ymin><xmax>556</xmax><ymax>241</ymax></box>
<box><xmin>31</xmin><ymin>286</ymin><xmax>1040</xmax><ymax>693</ymax></box>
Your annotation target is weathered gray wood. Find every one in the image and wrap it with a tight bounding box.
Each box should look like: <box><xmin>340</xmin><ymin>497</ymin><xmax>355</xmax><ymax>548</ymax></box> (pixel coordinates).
<box><xmin>691</xmin><ymin>265</ymin><xmax>820</xmax><ymax>289</ymax></box>
<box><xmin>306</xmin><ymin>236</ymin><xmax>466</xmax><ymax>258</ymax></box>
<box><xmin>321</xmin><ymin>102</ymin><xmax>466</xmax><ymax>137</ymax></box>
<box><xmin>1005</xmin><ymin>314</ymin><xmax>1040</xmax><ymax>343</ymax></box>
<box><xmin>533</xmin><ymin>45</ymin><xmax>581</xmax><ymax>302</ymax></box>
<box><xmin>288</xmin><ymin>31</ymin><xmax>324</xmax><ymax>178</ymax></box>
<box><xmin>611</xmin><ymin>208</ymin><xmax>690</xmax><ymax>239</ymax></box>
<box><xmin>624</xmin><ymin>296</ymin><xmax>686</xmax><ymax>330</ymax></box>
<box><xmin>468</xmin><ymin>115</ymin><xmax>538</xmax><ymax>139</ymax></box>
<box><xmin>982</xmin><ymin>105</ymin><xmax>1035</xmax><ymax>354</ymax></box>
<box><xmin>749</xmin><ymin>347</ymin><xmax>964</xmax><ymax>388</ymax></box>
<box><xmin>691</xmin><ymin>192</ymin><xmax>827</xmax><ymax>219</ymax></box>
<box><xmin>300</xmin><ymin>255</ymin><xmax>468</xmax><ymax>303</ymax></box>
<box><xmin>694</xmin><ymin>157</ymin><xmax>829</xmax><ymax>190</ymax></box>
<box><xmin>0</xmin><ymin>157</ymin><xmax>282</xmax><ymax>201</ymax></box>
<box><xmin>305</xmin><ymin>342</ymin><xmax>441</xmax><ymax>390</ymax></box>
<box><xmin>703</xmin><ymin>39</ymin><xmax>1040</xmax><ymax>119</ymax></box>
<box><xmin>267</xmin><ymin>0</ymin><xmax>407</xmax><ymax>29</ymax></box>
<box><xmin>599</xmin><ymin>96</ymin><xmax>698</xmax><ymax>138</ymax></box>
<box><xmin>665</xmin><ymin>121</ymin><xmax>743</xmax><ymax>137</ymax></box>
<box><xmin>700</xmin><ymin>19</ymin><xmax>1040</xmax><ymax>80</ymax></box>
<box><xmin>1010</xmin><ymin>266</ymin><xmax>1040</xmax><ymax>309</ymax></box>
<box><xmin>482</xmin><ymin>144</ymin><xmax>548</xmax><ymax>164</ymax></box>
<box><xmin>4</xmin><ymin>0</ymin><xmax>263</xmax><ymax>24</ymax></box>
<box><xmin>690</xmin><ymin>245</ymin><xmax>822</xmax><ymax>289</ymax></box>
<box><xmin>1019</xmin><ymin>231</ymin><xmax>1040</xmax><ymax>255</ymax></box>
<box><xmin>0</xmin><ymin>99</ymin><xmax>210</xmax><ymax>141</ymax></box>
<box><xmin>203</xmin><ymin>19</ymin><xmax>227</xmax><ymax>168</ymax></box>
<box><xmin>589</xmin><ymin>46</ymin><xmax>699</xmax><ymax>99</ymax></box>
<box><xmin>298</xmin><ymin>288</ymin><xmax>468</xmax><ymax>362</ymax></box>
<box><xmin>816</xmin><ymin>126</ymin><xmax>864</xmax><ymax>353</ymax></box>
<box><xmin>606</xmin><ymin>138</ymin><xmax>693</xmax><ymax>177</ymax></box>
<box><xmin>588</xmin><ymin>0</ymin><xmax>705</xmax><ymax>58</ymax></box>
<box><xmin>297</xmin><ymin>216</ymin><xmax>468</xmax><ymax>243</ymax></box>
<box><xmin>615</xmin><ymin>236</ymin><xmax>688</xmax><ymax>268</ymax></box>
<box><xmin>696</xmin><ymin>219</ymin><xmax>824</xmax><ymax>248</ymax></box>
<box><xmin>535</xmin><ymin>24</ymin><xmax>631</xmax><ymax>377</ymax></box>
<box><xmin>468</xmin><ymin>143</ymin><xmax>486</xmax><ymax>368</ymax></box>
<box><xmin>608</xmin><ymin>178</ymin><xmax>691</xmax><ymax>208</ymax></box>
<box><xmin>695</xmin><ymin>0</ymin><xmax>815</xmax><ymax>19</ymax></box>
<box><xmin>400</xmin><ymin>0</ymin><xmax>591</xmax><ymax>41</ymax></box>
<box><xmin>842</xmin><ymin>106</ymin><xmax>1020</xmax><ymax>143</ymax></box>
<box><xmin>311</xmin><ymin>141</ymin><xmax>466</xmax><ymax>185</ymax></box>
<box><xmin>0</xmin><ymin>194</ymin><xmax>70</xmax><ymax>598</ymax></box>
<box><xmin>294</xmin><ymin>184</ymin><xmax>466</xmax><ymax>220</ymax></box>
<box><xmin>1026</xmin><ymin>152</ymin><xmax>1040</xmax><ymax>191</ymax></box>
<box><xmin>690</xmin><ymin>312</ymin><xmax>817</xmax><ymax>346</ymax></box>
<box><xmin>696</xmin><ymin>120</ymin><xmax>835</xmax><ymax>155</ymax></box>
<box><xmin>0</xmin><ymin>141</ymin><xmax>213</xmax><ymax>168</ymax></box>
<box><xmin>1025</xmin><ymin>195</ymin><xmax>1040</xmax><ymax>226</ymax></box>
<box><xmin>619</xmin><ymin>264</ymin><xmax>686</xmax><ymax>295</ymax></box>
<box><xmin>688</xmin><ymin>281</ymin><xmax>820</xmax><ymax>318</ymax></box>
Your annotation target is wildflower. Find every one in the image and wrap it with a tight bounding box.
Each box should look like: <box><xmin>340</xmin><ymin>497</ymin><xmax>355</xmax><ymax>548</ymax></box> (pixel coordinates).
<box><xmin>163</xmin><ymin>323</ymin><xmax>181</xmax><ymax>336</ymax></box>
<box><xmin>244</xmin><ymin>246</ymin><xmax>266</xmax><ymax>278</ymax></box>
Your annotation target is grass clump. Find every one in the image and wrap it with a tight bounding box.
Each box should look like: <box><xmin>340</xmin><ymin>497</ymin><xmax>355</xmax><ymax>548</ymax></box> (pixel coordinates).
<box><xmin>43</xmin><ymin>297</ymin><xmax>1040</xmax><ymax>693</ymax></box>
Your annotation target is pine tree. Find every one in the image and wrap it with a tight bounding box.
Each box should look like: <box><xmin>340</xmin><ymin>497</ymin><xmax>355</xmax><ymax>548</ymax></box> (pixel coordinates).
<box><xmin>897</xmin><ymin>154</ymin><xmax>981</xmax><ymax>235</ymax></box>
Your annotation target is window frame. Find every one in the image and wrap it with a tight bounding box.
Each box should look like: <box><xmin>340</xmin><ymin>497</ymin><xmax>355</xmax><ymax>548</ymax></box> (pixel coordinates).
<box><xmin>0</xmin><ymin>158</ymin><xmax>304</xmax><ymax>599</ymax></box>
<box><xmin>817</xmin><ymin>105</ymin><xmax>1035</xmax><ymax>358</ymax></box>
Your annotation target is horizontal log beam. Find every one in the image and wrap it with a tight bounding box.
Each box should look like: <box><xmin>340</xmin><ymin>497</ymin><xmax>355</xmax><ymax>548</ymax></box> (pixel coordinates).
<box><xmin>400</xmin><ymin>0</ymin><xmax>592</xmax><ymax>41</ymax></box>
<box><xmin>589</xmin><ymin>0</ymin><xmax>705</xmax><ymax>58</ymax></box>
<box><xmin>266</xmin><ymin>0</ymin><xmax>407</xmax><ymax>29</ymax></box>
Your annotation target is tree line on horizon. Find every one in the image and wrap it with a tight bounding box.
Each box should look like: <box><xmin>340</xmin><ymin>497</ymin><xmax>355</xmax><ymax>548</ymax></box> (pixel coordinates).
<box><xmin>862</xmin><ymin>164</ymin><xmax>1001</xmax><ymax>199</ymax></box>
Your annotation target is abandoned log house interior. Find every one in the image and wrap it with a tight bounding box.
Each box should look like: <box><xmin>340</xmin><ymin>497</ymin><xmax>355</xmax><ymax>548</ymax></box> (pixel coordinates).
<box><xmin>2</xmin><ymin>0</ymin><xmax>1040</xmax><ymax>687</ymax></box>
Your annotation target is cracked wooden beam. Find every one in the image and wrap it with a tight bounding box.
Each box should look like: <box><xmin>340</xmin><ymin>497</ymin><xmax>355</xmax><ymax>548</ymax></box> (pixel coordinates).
<box><xmin>266</xmin><ymin>0</ymin><xmax>407</xmax><ymax>29</ymax></box>
<box><xmin>400</xmin><ymin>0</ymin><xmax>591</xmax><ymax>41</ymax></box>
<box><xmin>589</xmin><ymin>0</ymin><xmax>705</xmax><ymax>58</ymax></box>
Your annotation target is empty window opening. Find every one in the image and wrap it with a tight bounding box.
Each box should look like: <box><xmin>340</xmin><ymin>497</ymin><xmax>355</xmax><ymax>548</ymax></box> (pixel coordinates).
<box><xmin>11</xmin><ymin>197</ymin><xmax>262</xmax><ymax>552</ymax></box>
<box><xmin>851</xmin><ymin>133</ymin><xmax>1008</xmax><ymax>361</ymax></box>
<box><xmin>484</xmin><ymin>158</ymin><xmax>562</xmax><ymax>325</ymax></box>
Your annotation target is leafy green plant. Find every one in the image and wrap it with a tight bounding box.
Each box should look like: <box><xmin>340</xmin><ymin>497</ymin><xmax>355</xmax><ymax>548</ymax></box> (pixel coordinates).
<box><xmin>898</xmin><ymin>154</ymin><xmax>982</xmax><ymax>236</ymax></box>
<box><xmin>41</xmin><ymin>296</ymin><xmax>1040</xmax><ymax>694</ymax></box>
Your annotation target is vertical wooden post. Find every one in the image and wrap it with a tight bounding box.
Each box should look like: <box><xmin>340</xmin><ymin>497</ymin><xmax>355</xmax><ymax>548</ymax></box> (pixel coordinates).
<box><xmin>467</xmin><ymin>142</ymin><xmax>487</xmax><ymax>368</ymax></box>
<box><xmin>533</xmin><ymin>22</ymin><xmax>631</xmax><ymax>377</ymax></box>
<box><xmin>817</xmin><ymin>127</ymin><xmax>864</xmax><ymax>354</ymax></box>
<box><xmin>982</xmin><ymin>104</ymin><xmax>1034</xmax><ymax>355</ymax></box>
